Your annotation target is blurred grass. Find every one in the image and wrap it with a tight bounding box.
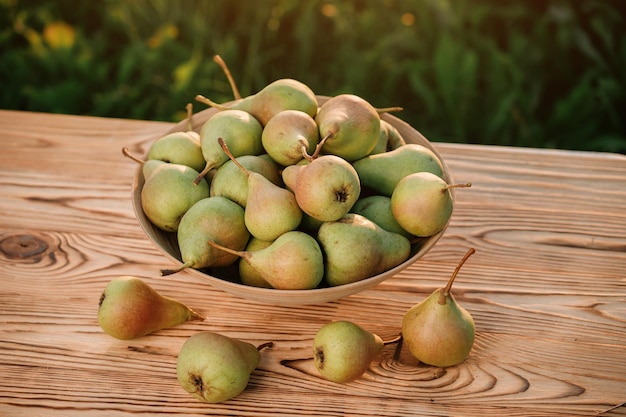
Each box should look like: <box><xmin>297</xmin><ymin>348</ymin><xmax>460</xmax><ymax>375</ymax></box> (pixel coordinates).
<box><xmin>1</xmin><ymin>0</ymin><xmax>625</xmax><ymax>153</ymax></box>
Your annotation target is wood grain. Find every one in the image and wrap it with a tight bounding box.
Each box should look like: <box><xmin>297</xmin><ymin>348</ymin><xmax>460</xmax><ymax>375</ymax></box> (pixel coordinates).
<box><xmin>1</xmin><ymin>110</ymin><xmax>625</xmax><ymax>416</ymax></box>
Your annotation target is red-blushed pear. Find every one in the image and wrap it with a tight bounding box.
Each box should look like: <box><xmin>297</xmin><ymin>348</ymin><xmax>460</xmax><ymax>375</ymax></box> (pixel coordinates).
<box><xmin>401</xmin><ymin>248</ymin><xmax>476</xmax><ymax>367</ymax></box>
<box><xmin>391</xmin><ymin>171</ymin><xmax>471</xmax><ymax>237</ymax></box>
<box><xmin>98</xmin><ymin>276</ymin><xmax>204</xmax><ymax>340</ymax></box>
<box><xmin>283</xmin><ymin>154</ymin><xmax>360</xmax><ymax>222</ymax></box>
<box><xmin>177</xmin><ymin>331</ymin><xmax>273</xmax><ymax>403</ymax></box>
<box><xmin>208</xmin><ymin>231</ymin><xmax>324</xmax><ymax>290</ymax></box>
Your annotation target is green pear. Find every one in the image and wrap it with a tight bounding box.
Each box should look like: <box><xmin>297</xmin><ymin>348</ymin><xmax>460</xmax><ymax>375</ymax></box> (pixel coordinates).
<box><xmin>317</xmin><ymin>213</ymin><xmax>411</xmax><ymax>286</ymax></box>
<box><xmin>98</xmin><ymin>276</ymin><xmax>203</xmax><ymax>340</ymax></box>
<box><xmin>261</xmin><ymin>109</ymin><xmax>319</xmax><ymax>166</ymax></box>
<box><xmin>402</xmin><ymin>248</ymin><xmax>476</xmax><ymax>367</ymax></box>
<box><xmin>210</xmin><ymin>154</ymin><xmax>281</xmax><ymax>208</ymax></box>
<box><xmin>196</xmin><ymin>78</ymin><xmax>318</xmax><ymax>126</ymax></box>
<box><xmin>140</xmin><ymin>162</ymin><xmax>209</xmax><ymax>232</ymax></box>
<box><xmin>147</xmin><ymin>103</ymin><xmax>205</xmax><ymax>172</ymax></box>
<box><xmin>177</xmin><ymin>331</ymin><xmax>273</xmax><ymax>403</ymax></box>
<box><xmin>193</xmin><ymin>109</ymin><xmax>263</xmax><ymax>184</ymax></box>
<box><xmin>315</xmin><ymin>94</ymin><xmax>381</xmax><ymax>161</ymax></box>
<box><xmin>238</xmin><ymin>237</ymin><xmax>273</xmax><ymax>288</ymax></box>
<box><xmin>208</xmin><ymin>231</ymin><xmax>324</xmax><ymax>290</ymax></box>
<box><xmin>160</xmin><ymin>196</ymin><xmax>250</xmax><ymax>276</ymax></box>
<box><xmin>350</xmin><ymin>195</ymin><xmax>413</xmax><ymax>239</ymax></box>
<box><xmin>283</xmin><ymin>154</ymin><xmax>360</xmax><ymax>222</ymax></box>
<box><xmin>391</xmin><ymin>172</ymin><xmax>471</xmax><ymax>237</ymax></box>
<box><xmin>369</xmin><ymin>119</ymin><xmax>405</xmax><ymax>155</ymax></box>
<box><xmin>313</xmin><ymin>321</ymin><xmax>384</xmax><ymax>383</ymax></box>
<box><xmin>352</xmin><ymin>143</ymin><xmax>445</xmax><ymax>196</ymax></box>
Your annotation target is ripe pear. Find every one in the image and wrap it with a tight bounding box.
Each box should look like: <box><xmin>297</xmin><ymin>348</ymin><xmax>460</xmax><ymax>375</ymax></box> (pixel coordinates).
<box><xmin>391</xmin><ymin>172</ymin><xmax>471</xmax><ymax>237</ymax></box>
<box><xmin>208</xmin><ymin>231</ymin><xmax>324</xmax><ymax>290</ymax></box>
<box><xmin>261</xmin><ymin>109</ymin><xmax>319</xmax><ymax>166</ymax></box>
<box><xmin>317</xmin><ymin>213</ymin><xmax>411</xmax><ymax>286</ymax></box>
<box><xmin>218</xmin><ymin>138</ymin><xmax>302</xmax><ymax>241</ymax></box>
<box><xmin>147</xmin><ymin>103</ymin><xmax>205</xmax><ymax>172</ymax></box>
<box><xmin>313</xmin><ymin>321</ymin><xmax>384</xmax><ymax>383</ymax></box>
<box><xmin>238</xmin><ymin>237</ymin><xmax>273</xmax><ymax>288</ymax></box>
<box><xmin>283</xmin><ymin>154</ymin><xmax>360</xmax><ymax>222</ymax></box>
<box><xmin>160</xmin><ymin>196</ymin><xmax>250</xmax><ymax>276</ymax></box>
<box><xmin>402</xmin><ymin>248</ymin><xmax>476</xmax><ymax>367</ymax></box>
<box><xmin>350</xmin><ymin>195</ymin><xmax>413</xmax><ymax>239</ymax></box>
<box><xmin>194</xmin><ymin>109</ymin><xmax>263</xmax><ymax>184</ymax></box>
<box><xmin>177</xmin><ymin>331</ymin><xmax>273</xmax><ymax>403</ymax></box>
<box><xmin>97</xmin><ymin>276</ymin><xmax>204</xmax><ymax>340</ymax></box>
<box><xmin>210</xmin><ymin>154</ymin><xmax>281</xmax><ymax>208</ymax></box>
<box><xmin>140</xmin><ymin>162</ymin><xmax>209</xmax><ymax>232</ymax></box>
<box><xmin>196</xmin><ymin>78</ymin><xmax>318</xmax><ymax>126</ymax></box>
<box><xmin>352</xmin><ymin>143</ymin><xmax>445</xmax><ymax>197</ymax></box>
<box><xmin>315</xmin><ymin>94</ymin><xmax>381</xmax><ymax>161</ymax></box>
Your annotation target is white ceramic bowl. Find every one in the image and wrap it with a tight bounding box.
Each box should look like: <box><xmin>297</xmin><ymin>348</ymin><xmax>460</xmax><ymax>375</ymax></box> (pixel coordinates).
<box><xmin>132</xmin><ymin>96</ymin><xmax>453</xmax><ymax>305</ymax></box>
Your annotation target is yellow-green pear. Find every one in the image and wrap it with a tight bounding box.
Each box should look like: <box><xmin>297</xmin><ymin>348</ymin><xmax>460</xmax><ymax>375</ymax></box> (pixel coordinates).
<box><xmin>402</xmin><ymin>248</ymin><xmax>476</xmax><ymax>367</ymax></box>
<box><xmin>97</xmin><ymin>276</ymin><xmax>204</xmax><ymax>340</ymax></box>
<box><xmin>313</xmin><ymin>321</ymin><xmax>384</xmax><ymax>383</ymax></box>
<box><xmin>261</xmin><ymin>109</ymin><xmax>319</xmax><ymax>166</ymax></box>
<box><xmin>177</xmin><ymin>331</ymin><xmax>273</xmax><ymax>403</ymax></box>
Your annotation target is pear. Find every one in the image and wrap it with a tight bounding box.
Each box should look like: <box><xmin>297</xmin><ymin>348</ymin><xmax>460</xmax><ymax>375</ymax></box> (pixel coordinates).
<box><xmin>147</xmin><ymin>103</ymin><xmax>205</xmax><ymax>172</ymax></box>
<box><xmin>97</xmin><ymin>276</ymin><xmax>204</xmax><ymax>340</ymax></box>
<box><xmin>391</xmin><ymin>172</ymin><xmax>471</xmax><ymax>237</ymax></box>
<box><xmin>238</xmin><ymin>237</ymin><xmax>273</xmax><ymax>288</ymax></box>
<box><xmin>317</xmin><ymin>213</ymin><xmax>411</xmax><ymax>286</ymax></box>
<box><xmin>208</xmin><ymin>231</ymin><xmax>324</xmax><ymax>290</ymax></box>
<box><xmin>369</xmin><ymin>119</ymin><xmax>405</xmax><ymax>155</ymax></box>
<box><xmin>283</xmin><ymin>154</ymin><xmax>360</xmax><ymax>222</ymax></box>
<box><xmin>261</xmin><ymin>109</ymin><xmax>319</xmax><ymax>166</ymax></box>
<box><xmin>193</xmin><ymin>109</ymin><xmax>263</xmax><ymax>184</ymax></box>
<box><xmin>141</xmin><ymin>162</ymin><xmax>209</xmax><ymax>232</ymax></box>
<box><xmin>210</xmin><ymin>154</ymin><xmax>282</xmax><ymax>208</ymax></box>
<box><xmin>218</xmin><ymin>138</ymin><xmax>302</xmax><ymax>241</ymax></box>
<box><xmin>401</xmin><ymin>248</ymin><xmax>476</xmax><ymax>367</ymax></box>
<box><xmin>315</xmin><ymin>94</ymin><xmax>381</xmax><ymax>161</ymax></box>
<box><xmin>196</xmin><ymin>78</ymin><xmax>318</xmax><ymax>126</ymax></box>
<box><xmin>350</xmin><ymin>195</ymin><xmax>413</xmax><ymax>239</ymax></box>
<box><xmin>352</xmin><ymin>143</ymin><xmax>445</xmax><ymax>197</ymax></box>
<box><xmin>160</xmin><ymin>196</ymin><xmax>250</xmax><ymax>276</ymax></box>
<box><xmin>313</xmin><ymin>321</ymin><xmax>386</xmax><ymax>383</ymax></box>
<box><xmin>177</xmin><ymin>331</ymin><xmax>273</xmax><ymax>403</ymax></box>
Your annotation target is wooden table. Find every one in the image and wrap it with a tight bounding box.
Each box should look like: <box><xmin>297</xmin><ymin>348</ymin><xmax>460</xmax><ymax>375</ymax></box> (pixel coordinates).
<box><xmin>1</xmin><ymin>109</ymin><xmax>625</xmax><ymax>416</ymax></box>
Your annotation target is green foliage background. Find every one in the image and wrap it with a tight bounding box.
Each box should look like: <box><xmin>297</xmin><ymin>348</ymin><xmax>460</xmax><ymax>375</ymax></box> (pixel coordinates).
<box><xmin>1</xmin><ymin>0</ymin><xmax>625</xmax><ymax>152</ymax></box>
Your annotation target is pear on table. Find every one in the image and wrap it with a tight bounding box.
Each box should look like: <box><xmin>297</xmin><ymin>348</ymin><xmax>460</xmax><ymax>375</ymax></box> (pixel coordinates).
<box><xmin>402</xmin><ymin>248</ymin><xmax>477</xmax><ymax>367</ymax></box>
<box><xmin>97</xmin><ymin>276</ymin><xmax>203</xmax><ymax>340</ymax></box>
<box><xmin>177</xmin><ymin>331</ymin><xmax>273</xmax><ymax>403</ymax></box>
<box><xmin>313</xmin><ymin>321</ymin><xmax>399</xmax><ymax>383</ymax></box>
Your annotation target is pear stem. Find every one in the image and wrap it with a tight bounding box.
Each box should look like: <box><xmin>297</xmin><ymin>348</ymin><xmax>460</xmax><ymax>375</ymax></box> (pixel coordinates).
<box><xmin>440</xmin><ymin>248</ymin><xmax>476</xmax><ymax>303</ymax></box>
<box><xmin>160</xmin><ymin>261</ymin><xmax>193</xmax><ymax>276</ymax></box>
<box><xmin>217</xmin><ymin>137</ymin><xmax>250</xmax><ymax>176</ymax></box>
<box><xmin>185</xmin><ymin>103</ymin><xmax>194</xmax><ymax>131</ymax></box>
<box><xmin>256</xmin><ymin>341</ymin><xmax>274</xmax><ymax>351</ymax></box>
<box><xmin>207</xmin><ymin>240</ymin><xmax>246</xmax><ymax>259</ymax></box>
<box><xmin>193</xmin><ymin>163</ymin><xmax>212</xmax><ymax>186</ymax></box>
<box><xmin>188</xmin><ymin>308</ymin><xmax>206</xmax><ymax>321</ymax></box>
<box><xmin>195</xmin><ymin>94</ymin><xmax>229</xmax><ymax>111</ymax></box>
<box><xmin>213</xmin><ymin>54</ymin><xmax>241</xmax><ymax>100</ymax></box>
<box><xmin>392</xmin><ymin>334</ymin><xmax>404</xmax><ymax>362</ymax></box>
<box><xmin>122</xmin><ymin>147</ymin><xmax>145</xmax><ymax>165</ymax></box>
<box><xmin>375</xmin><ymin>106</ymin><xmax>404</xmax><ymax>114</ymax></box>
<box><xmin>444</xmin><ymin>182</ymin><xmax>472</xmax><ymax>191</ymax></box>
<box><xmin>309</xmin><ymin>131</ymin><xmax>332</xmax><ymax>160</ymax></box>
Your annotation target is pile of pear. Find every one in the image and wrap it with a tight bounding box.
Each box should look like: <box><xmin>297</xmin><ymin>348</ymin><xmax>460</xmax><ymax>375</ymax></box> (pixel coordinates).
<box><xmin>126</xmin><ymin>68</ymin><xmax>470</xmax><ymax>291</ymax></box>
